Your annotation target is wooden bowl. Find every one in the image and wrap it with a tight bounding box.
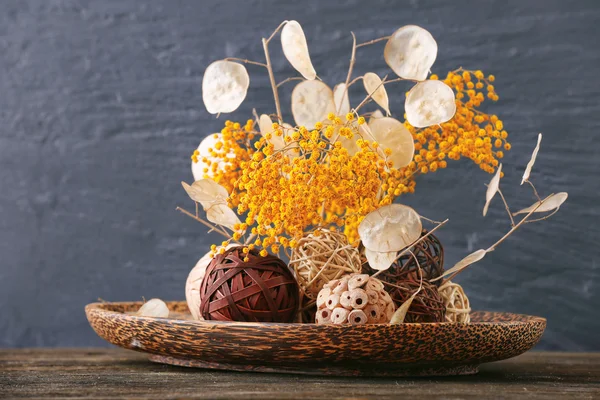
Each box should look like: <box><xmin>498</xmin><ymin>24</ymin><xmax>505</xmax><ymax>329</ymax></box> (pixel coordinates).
<box><xmin>86</xmin><ymin>301</ymin><xmax>546</xmax><ymax>377</ymax></box>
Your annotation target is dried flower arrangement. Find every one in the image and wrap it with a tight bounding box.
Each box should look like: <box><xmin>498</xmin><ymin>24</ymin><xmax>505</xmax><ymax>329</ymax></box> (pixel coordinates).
<box><xmin>178</xmin><ymin>21</ymin><xmax>567</xmax><ymax>325</ymax></box>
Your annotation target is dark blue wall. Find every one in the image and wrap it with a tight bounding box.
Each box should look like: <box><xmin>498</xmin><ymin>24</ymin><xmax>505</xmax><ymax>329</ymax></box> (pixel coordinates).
<box><xmin>1</xmin><ymin>0</ymin><xmax>598</xmax><ymax>349</ymax></box>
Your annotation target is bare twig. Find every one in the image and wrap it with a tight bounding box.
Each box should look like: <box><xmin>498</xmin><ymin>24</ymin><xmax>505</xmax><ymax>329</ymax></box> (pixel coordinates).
<box><xmin>223</xmin><ymin>57</ymin><xmax>267</xmax><ymax>68</ymax></box>
<box><xmin>526</xmin><ymin>180</ymin><xmax>542</xmax><ymax>202</ymax></box>
<box><xmin>277</xmin><ymin>76</ymin><xmax>304</xmax><ymax>87</ymax></box>
<box><xmin>176</xmin><ymin>206</ymin><xmax>231</xmax><ymax>239</ymax></box>
<box><xmin>265</xmin><ymin>20</ymin><xmax>288</xmax><ymax>44</ymax></box>
<box><xmin>497</xmin><ymin>188</ymin><xmax>515</xmax><ymax>227</ymax></box>
<box><xmin>262</xmin><ymin>37</ymin><xmax>283</xmax><ymax>122</ymax></box>
<box><xmin>356</xmin><ymin>36</ymin><xmax>391</xmax><ymax>48</ymax></box>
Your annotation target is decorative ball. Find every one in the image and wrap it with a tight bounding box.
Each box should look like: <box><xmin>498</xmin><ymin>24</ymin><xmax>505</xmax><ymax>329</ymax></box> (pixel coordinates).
<box><xmin>362</xmin><ymin>229</ymin><xmax>444</xmax><ymax>286</ymax></box>
<box><xmin>387</xmin><ymin>278</ymin><xmax>446</xmax><ymax>323</ymax></box>
<box><xmin>295</xmin><ymin>293</ymin><xmax>317</xmax><ymax>323</ymax></box>
<box><xmin>290</xmin><ymin>229</ymin><xmax>362</xmax><ymax>303</ymax></box>
<box><xmin>315</xmin><ymin>273</ymin><xmax>396</xmax><ymax>325</ymax></box>
<box><xmin>185</xmin><ymin>251</ymin><xmax>213</xmax><ymax>321</ymax></box>
<box><xmin>438</xmin><ymin>281</ymin><xmax>471</xmax><ymax>324</ymax></box>
<box><xmin>199</xmin><ymin>247</ymin><xmax>299</xmax><ymax>322</ymax></box>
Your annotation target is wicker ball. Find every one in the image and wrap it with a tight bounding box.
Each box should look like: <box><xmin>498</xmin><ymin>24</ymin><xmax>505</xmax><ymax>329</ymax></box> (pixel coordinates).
<box><xmin>387</xmin><ymin>278</ymin><xmax>446</xmax><ymax>323</ymax></box>
<box><xmin>290</xmin><ymin>229</ymin><xmax>362</xmax><ymax>302</ymax></box>
<box><xmin>362</xmin><ymin>229</ymin><xmax>444</xmax><ymax>286</ymax></box>
<box><xmin>199</xmin><ymin>247</ymin><xmax>299</xmax><ymax>322</ymax></box>
<box><xmin>315</xmin><ymin>273</ymin><xmax>396</xmax><ymax>325</ymax></box>
<box><xmin>438</xmin><ymin>281</ymin><xmax>471</xmax><ymax>324</ymax></box>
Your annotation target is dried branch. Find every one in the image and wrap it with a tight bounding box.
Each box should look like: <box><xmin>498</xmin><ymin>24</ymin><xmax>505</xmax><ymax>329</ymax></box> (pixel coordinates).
<box><xmin>223</xmin><ymin>57</ymin><xmax>267</xmax><ymax>68</ymax></box>
<box><xmin>496</xmin><ymin>188</ymin><xmax>515</xmax><ymax>227</ymax></box>
<box><xmin>176</xmin><ymin>206</ymin><xmax>231</xmax><ymax>239</ymax></box>
<box><xmin>356</xmin><ymin>36</ymin><xmax>391</xmax><ymax>48</ymax></box>
<box><xmin>277</xmin><ymin>76</ymin><xmax>304</xmax><ymax>87</ymax></box>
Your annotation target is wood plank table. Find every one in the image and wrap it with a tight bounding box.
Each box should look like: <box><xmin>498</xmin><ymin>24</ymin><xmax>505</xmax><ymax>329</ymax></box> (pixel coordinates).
<box><xmin>1</xmin><ymin>349</ymin><xmax>599</xmax><ymax>399</ymax></box>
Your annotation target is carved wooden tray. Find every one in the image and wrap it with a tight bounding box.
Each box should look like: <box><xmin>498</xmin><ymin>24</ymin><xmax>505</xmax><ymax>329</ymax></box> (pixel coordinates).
<box><xmin>86</xmin><ymin>301</ymin><xmax>546</xmax><ymax>377</ymax></box>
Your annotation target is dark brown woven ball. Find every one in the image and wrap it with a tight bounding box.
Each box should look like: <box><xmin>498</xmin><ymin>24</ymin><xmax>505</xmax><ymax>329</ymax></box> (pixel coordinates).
<box><xmin>362</xmin><ymin>229</ymin><xmax>444</xmax><ymax>287</ymax></box>
<box><xmin>387</xmin><ymin>278</ymin><xmax>446</xmax><ymax>323</ymax></box>
<box><xmin>199</xmin><ymin>247</ymin><xmax>299</xmax><ymax>322</ymax></box>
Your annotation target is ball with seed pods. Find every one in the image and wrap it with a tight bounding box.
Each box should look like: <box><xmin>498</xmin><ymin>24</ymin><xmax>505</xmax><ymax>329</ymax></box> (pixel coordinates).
<box><xmin>315</xmin><ymin>273</ymin><xmax>395</xmax><ymax>325</ymax></box>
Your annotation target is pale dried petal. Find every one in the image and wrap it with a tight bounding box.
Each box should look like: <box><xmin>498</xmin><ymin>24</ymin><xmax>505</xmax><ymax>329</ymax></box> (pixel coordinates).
<box><xmin>483</xmin><ymin>164</ymin><xmax>502</xmax><ymax>217</ymax></box>
<box><xmin>513</xmin><ymin>192</ymin><xmax>568</xmax><ymax>215</ymax></box>
<box><xmin>521</xmin><ymin>133</ymin><xmax>542</xmax><ymax>184</ymax></box>
<box><xmin>137</xmin><ymin>298</ymin><xmax>169</xmax><ymax>318</ymax></box>
<box><xmin>384</xmin><ymin>25</ymin><xmax>437</xmax><ymax>81</ymax></box>
<box><xmin>202</xmin><ymin>60</ymin><xmax>249</xmax><ymax>114</ymax></box>
<box><xmin>358</xmin><ymin>204</ymin><xmax>422</xmax><ymax>252</ymax></box>
<box><xmin>259</xmin><ymin>114</ymin><xmax>286</xmax><ymax>150</ymax></box>
<box><xmin>365</xmin><ymin>248</ymin><xmax>397</xmax><ymax>271</ymax></box>
<box><xmin>281</xmin><ymin>20</ymin><xmax>316</xmax><ymax>80</ymax></box>
<box><xmin>405</xmin><ymin>80</ymin><xmax>456</xmax><ymax>128</ymax></box>
<box><xmin>206</xmin><ymin>202</ymin><xmax>241</xmax><ymax>230</ymax></box>
<box><xmin>368</xmin><ymin>117</ymin><xmax>415</xmax><ymax>168</ymax></box>
<box><xmin>291</xmin><ymin>80</ymin><xmax>336</xmax><ymax>128</ymax></box>
<box><xmin>389</xmin><ymin>294</ymin><xmax>416</xmax><ymax>324</ymax></box>
<box><xmin>182</xmin><ymin>179</ymin><xmax>229</xmax><ymax>213</ymax></box>
<box><xmin>333</xmin><ymin>83</ymin><xmax>350</xmax><ymax>115</ymax></box>
<box><xmin>192</xmin><ymin>134</ymin><xmax>234</xmax><ymax>181</ymax></box>
<box><xmin>363</xmin><ymin>72</ymin><xmax>390</xmax><ymax>115</ymax></box>
<box><xmin>432</xmin><ymin>249</ymin><xmax>487</xmax><ymax>282</ymax></box>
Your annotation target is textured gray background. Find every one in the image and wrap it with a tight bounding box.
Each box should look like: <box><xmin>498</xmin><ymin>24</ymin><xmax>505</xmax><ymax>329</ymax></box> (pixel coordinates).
<box><xmin>0</xmin><ymin>0</ymin><xmax>598</xmax><ymax>350</ymax></box>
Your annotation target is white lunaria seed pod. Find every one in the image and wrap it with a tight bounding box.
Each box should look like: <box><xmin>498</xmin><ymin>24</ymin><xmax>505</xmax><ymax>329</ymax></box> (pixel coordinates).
<box><xmin>137</xmin><ymin>299</ymin><xmax>169</xmax><ymax>318</ymax></box>
<box><xmin>315</xmin><ymin>273</ymin><xmax>395</xmax><ymax>325</ymax></box>
<box><xmin>358</xmin><ymin>204</ymin><xmax>422</xmax><ymax>253</ymax></box>
<box><xmin>191</xmin><ymin>134</ymin><xmax>234</xmax><ymax>181</ymax></box>
<box><xmin>281</xmin><ymin>20</ymin><xmax>317</xmax><ymax>80</ymax></box>
<box><xmin>384</xmin><ymin>25</ymin><xmax>437</xmax><ymax>81</ymax></box>
<box><xmin>367</xmin><ymin>117</ymin><xmax>415</xmax><ymax>169</ymax></box>
<box><xmin>291</xmin><ymin>80</ymin><xmax>336</xmax><ymax>128</ymax></box>
<box><xmin>405</xmin><ymin>80</ymin><xmax>456</xmax><ymax>128</ymax></box>
<box><xmin>202</xmin><ymin>60</ymin><xmax>249</xmax><ymax>114</ymax></box>
<box><xmin>363</xmin><ymin>72</ymin><xmax>390</xmax><ymax>115</ymax></box>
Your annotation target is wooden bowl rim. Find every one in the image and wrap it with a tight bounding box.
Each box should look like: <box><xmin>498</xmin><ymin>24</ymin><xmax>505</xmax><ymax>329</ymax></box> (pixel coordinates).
<box><xmin>85</xmin><ymin>300</ymin><xmax>546</xmax><ymax>329</ymax></box>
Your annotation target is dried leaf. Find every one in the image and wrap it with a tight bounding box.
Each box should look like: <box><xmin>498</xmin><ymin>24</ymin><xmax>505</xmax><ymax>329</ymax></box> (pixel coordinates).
<box><xmin>368</xmin><ymin>117</ymin><xmax>415</xmax><ymax>168</ymax></box>
<box><xmin>521</xmin><ymin>133</ymin><xmax>542</xmax><ymax>185</ymax></box>
<box><xmin>405</xmin><ymin>80</ymin><xmax>456</xmax><ymax>128</ymax></box>
<box><xmin>281</xmin><ymin>20</ymin><xmax>316</xmax><ymax>80</ymax></box>
<box><xmin>513</xmin><ymin>192</ymin><xmax>568</xmax><ymax>215</ymax></box>
<box><xmin>384</xmin><ymin>25</ymin><xmax>437</xmax><ymax>81</ymax></box>
<box><xmin>333</xmin><ymin>83</ymin><xmax>350</xmax><ymax>115</ymax></box>
<box><xmin>358</xmin><ymin>204</ymin><xmax>422</xmax><ymax>252</ymax></box>
<box><xmin>206</xmin><ymin>203</ymin><xmax>241</xmax><ymax>230</ymax></box>
<box><xmin>202</xmin><ymin>60</ymin><xmax>249</xmax><ymax>114</ymax></box>
<box><xmin>137</xmin><ymin>299</ymin><xmax>169</xmax><ymax>318</ymax></box>
<box><xmin>182</xmin><ymin>179</ymin><xmax>229</xmax><ymax>209</ymax></box>
<box><xmin>483</xmin><ymin>164</ymin><xmax>502</xmax><ymax>217</ymax></box>
<box><xmin>389</xmin><ymin>294</ymin><xmax>416</xmax><ymax>324</ymax></box>
<box><xmin>364</xmin><ymin>248</ymin><xmax>397</xmax><ymax>271</ymax></box>
<box><xmin>432</xmin><ymin>249</ymin><xmax>487</xmax><ymax>282</ymax></box>
<box><xmin>291</xmin><ymin>80</ymin><xmax>336</xmax><ymax>128</ymax></box>
<box><xmin>363</xmin><ymin>72</ymin><xmax>390</xmax><ymax>115</ymax></box>
<box><xmin>192</xmin><ymin>134</ymin><xmax>234</xmax><ymax>181</ymax></box>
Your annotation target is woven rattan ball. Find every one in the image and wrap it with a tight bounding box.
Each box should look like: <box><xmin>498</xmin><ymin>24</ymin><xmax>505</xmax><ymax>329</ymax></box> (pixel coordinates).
<box><xmin>315</xmin><ymin>273</ymin><xmax>396</xmax><ymax>325</ymax></box>
<box><xmin>290</xmin><ymin>229</ymin><xmax>362</xmax><ymax>303</ymax></box>
<box><xmin>199</xmin><ymin>247</ymin><xmax>299</xmax><ymax>322</ymax></box>
<box><xmin>362</xmin><ymin>229</ymin><xmax>444</xmax><ymax>286</ymax></box>
<box><xmin>387</xmin><ymin>278</ymin><xmax>446</xmax><ymax>323</ymax></box>
<box><xmin>438</xmin><ymin>281</ymin><xmax>471</xmax><ymax>324</ymax></box>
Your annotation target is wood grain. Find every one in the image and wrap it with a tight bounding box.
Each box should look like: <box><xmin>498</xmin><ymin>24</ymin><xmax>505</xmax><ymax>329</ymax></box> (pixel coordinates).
<box><xmin>1</xmin><ymin>349</ymin><xmax>599</xmax><ymax>399</ymax></box>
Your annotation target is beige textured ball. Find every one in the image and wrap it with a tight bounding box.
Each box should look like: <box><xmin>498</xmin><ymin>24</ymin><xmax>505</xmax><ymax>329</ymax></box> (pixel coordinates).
<box><xmin>315</xmin><ymin>273</ymin><xmax>396</xmax><ymax>325</ymax></box>
<box><xmin>289</xmin><ymin>229</ymin><xmax>362</xmax><ymax>302</ymax></box>
<box><xmin>185</xmin><ymin>251</ymin><xmax>213</xmax><ymax>320</ymax></box>
<box><xmin>438</xmin><ymin>281</ymin><xmax>471</xmax><ymax>324</ymax></box>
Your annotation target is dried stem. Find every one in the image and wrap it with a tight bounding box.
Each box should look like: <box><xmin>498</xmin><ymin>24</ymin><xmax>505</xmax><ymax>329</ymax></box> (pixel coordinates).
<box><xmin>262</xmin><ymin>37</ymin><xmax>283</xmax><ymax>122</ymax></box>
<box><xmin>223</xmin><ymin>57</ymin><xmax>267</xmax><ymax>68</ymax></box>
<box><xmin>277</xmin><ymin>76</ymin><xmax>304</xmax><ymax>87</ymax></box>
<box><xmin>176</xmin><ymin>206</ymin><xmax>231</xmax><ymax>239</ymax></box>
<box><xmin>344</xmin><ymin>33</ymin><xmax>357</xmax><ymax>88</ymax></box>
<box><xmin>497</xmin><ymin>188</ymin><xmax>515</xmax><ymax>227</ymax></box>
<box><xmin>265</xmin><ymin>21</ymin><xmax>288</xmax><ymax>44</ymax></box>
<box><xmin>356</xmin><ymin>36</ymin><xmax>391</xmax><ymax>48</ymax></box>
<box><xmin>354</xmin><ymin>77</ymin><xmax>407</xmax><ymax>113</ymax></box>
<box><xmin>526</xmin><ymin>180</ymin><xmax>542</xmax><ymax>202</ymax></box>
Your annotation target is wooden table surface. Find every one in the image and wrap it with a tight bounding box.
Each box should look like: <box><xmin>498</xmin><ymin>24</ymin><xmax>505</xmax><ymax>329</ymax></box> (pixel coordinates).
<box><xmin>1</xmin><ymin>349</ymin><xmax>599</xmax><ymax>399</ymax></box>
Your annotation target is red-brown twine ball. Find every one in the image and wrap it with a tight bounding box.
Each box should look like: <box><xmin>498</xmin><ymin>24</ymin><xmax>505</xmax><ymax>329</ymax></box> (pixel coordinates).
<box><xmin>362</xmin><ymin>229</ymin><xmax>444</xmax><ymax>286</ymax></box>
<box><xmin>199</xmin><ymin>247</ymin><xmax>299</xmax><ymax>323</ymax></box>
<box><xmin>388</xmin><ymin>278</ymin><xmax>446</xmax><ymax>323</ymax></box>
